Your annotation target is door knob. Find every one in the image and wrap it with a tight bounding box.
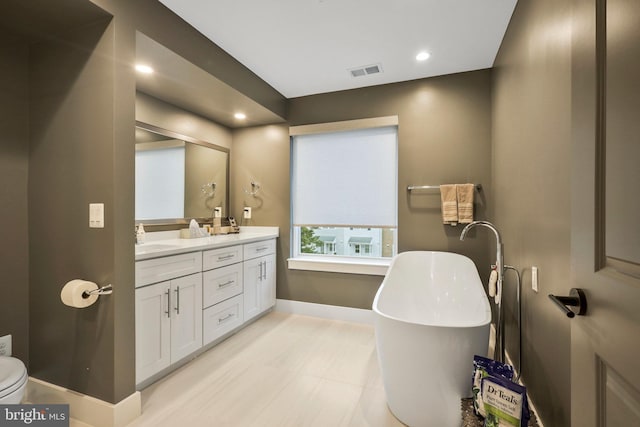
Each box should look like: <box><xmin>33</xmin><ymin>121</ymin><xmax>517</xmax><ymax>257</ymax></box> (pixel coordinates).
<box><xmin>548</xmin><ymin>288</ymin><xmax>587</xmax><ymax>318</ymax></box>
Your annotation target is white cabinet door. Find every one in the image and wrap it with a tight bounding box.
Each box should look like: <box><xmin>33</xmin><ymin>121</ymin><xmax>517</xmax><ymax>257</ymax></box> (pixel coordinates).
<box><xmin>243</xmin><ymin>258</ymin><xmax>261</xmax><ymax>322</ymax></box>
<box><xmin>260</xmin><ymin>254</ymin><xmax>276</xmax><ymax>311</ymax></box>
<box><xmin>243</xmin><ymin>254</ymin><xmax>276</xmax><ymax>322</ymax></box>
<box><xmin>170</xmin><ymin>273</ymin><xmax>203</xmax><ymax>362</ymax></box>
<box><xmin>135</xmin><ymin>281</ymin><xmax>171</xmax><ymax>384</ymax></box>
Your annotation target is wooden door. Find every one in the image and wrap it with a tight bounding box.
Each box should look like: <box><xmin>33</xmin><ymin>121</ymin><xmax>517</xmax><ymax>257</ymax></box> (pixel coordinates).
<box><xmin>571</xmin><ymin>0</ymin><xmax>640</xmax><ymax>424</ymax></box>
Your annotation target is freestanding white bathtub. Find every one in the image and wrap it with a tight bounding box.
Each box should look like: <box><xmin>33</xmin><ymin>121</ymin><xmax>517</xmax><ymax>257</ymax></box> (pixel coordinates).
<box><xmin>373</xmin><ymin>251</ymin><xmax>491</xmax><ymax>427</ymax></box>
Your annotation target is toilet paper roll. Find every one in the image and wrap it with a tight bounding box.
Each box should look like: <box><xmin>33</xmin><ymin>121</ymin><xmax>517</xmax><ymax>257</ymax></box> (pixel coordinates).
<box><xmin>60</xmin><ymin>279</ymin><xmax>99</xmax><ymax>308</ymax></box>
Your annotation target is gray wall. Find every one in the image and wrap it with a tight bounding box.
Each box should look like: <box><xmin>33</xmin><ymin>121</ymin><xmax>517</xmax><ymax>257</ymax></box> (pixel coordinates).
<box><xmin>233</xmin><ymin>70</ymin><xmax>494</xmax><ymax>309</ymax></box>
<box><xmin>28</xmin><ymin>17</ymin><xmax>128</xmax><ymax>403</ymax></box>
<box><xmin>492</xmin><ymin>1</ymin><xmax>573</xmax><ymax>425</ymax></box>
<box><xmin>2</xmin><ymin>0</ymin><xmax>139</xmax><ymax>404</ymax></box>
<box><xmin>230</xmin><ymin>124</ymin><xmax>292</xmax><ymax>297</ymax></box>
<box><xmin>0</xmin><ymin>30</ymin><xmax>30</xmax><ymax>363</ymax></box>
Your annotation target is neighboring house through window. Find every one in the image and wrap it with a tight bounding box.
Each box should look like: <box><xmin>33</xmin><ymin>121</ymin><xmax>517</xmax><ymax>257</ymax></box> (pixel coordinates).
<box><xmin>349</xmin><ymin>237</ymin><xmax>372</xmax><ymax>256</ymax></box>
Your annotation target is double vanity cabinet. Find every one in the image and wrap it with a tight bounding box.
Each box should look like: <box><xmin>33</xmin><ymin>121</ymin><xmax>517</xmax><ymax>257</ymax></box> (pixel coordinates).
<box><xmin>134</xmin><ymin>227</ymin><xmax>278</xmax><ymax>386</ymax></box>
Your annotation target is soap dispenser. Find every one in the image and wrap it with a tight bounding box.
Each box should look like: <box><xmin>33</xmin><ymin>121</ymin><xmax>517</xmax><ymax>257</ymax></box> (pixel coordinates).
<box><xmin>136</xmin><ymin>223</ymin><xmax>146</xmax><ymax>244</ymax></box>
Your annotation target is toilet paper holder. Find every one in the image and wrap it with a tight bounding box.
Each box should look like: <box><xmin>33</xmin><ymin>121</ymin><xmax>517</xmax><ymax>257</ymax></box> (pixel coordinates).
<box><xmin>83</xmin><ymin>284</ymin><xmax>113</xmax><ymax>298</ymax></box>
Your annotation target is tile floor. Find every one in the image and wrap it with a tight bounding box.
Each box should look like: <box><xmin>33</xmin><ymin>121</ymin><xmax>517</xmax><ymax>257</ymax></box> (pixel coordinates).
<box><xmin>125</xmin><ymin>311</ymin><xmax>404</xmax><ymax>427</ymax></box>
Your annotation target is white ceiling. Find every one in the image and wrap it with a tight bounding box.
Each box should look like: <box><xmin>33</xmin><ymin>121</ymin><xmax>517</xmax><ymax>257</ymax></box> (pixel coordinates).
<box><xmin>158</xmin><ymin>0</ymin><xmax>517</xmax><ymax>98</ymax></box>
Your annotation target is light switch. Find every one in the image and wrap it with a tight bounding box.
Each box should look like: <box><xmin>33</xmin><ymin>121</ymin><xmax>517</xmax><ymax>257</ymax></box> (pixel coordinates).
<box><xmin>532</xmin><ymin>266</ymin><xmax>539</xmax><ymax>293</ymax></box>
<box><xmin>89</xmin><ymin>203</ymin><xmax>104</xmax><ymax>228</ymax></box>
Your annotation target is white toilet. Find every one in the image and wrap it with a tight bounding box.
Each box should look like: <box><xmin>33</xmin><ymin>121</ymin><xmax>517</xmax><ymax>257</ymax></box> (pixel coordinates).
<box><xmin>0</xmin><ymin>356</ymin><xmax>28</xmax><ymax>404</ymax></box>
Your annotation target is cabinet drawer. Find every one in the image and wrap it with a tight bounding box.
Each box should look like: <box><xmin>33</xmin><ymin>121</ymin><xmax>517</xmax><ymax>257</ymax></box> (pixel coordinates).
<box><xmin>203</xmin><ymin>295</ymin><xmax>244</xmax><ymax>346</ymax></box>
<box><xmin>203</xmin><ymin>263</ymin><xmax>243</xmax><ymax>308</ymax></box>
<box><xmin>136</xmin><ymin>252</ymin><xmax>202</xmax><ymax>288</ymax></box>
<box><xmin>243</xmin><ymin>239</ymin><xmax>276</xmax><ymax>260</ymax></box>
<box><xmin>202</xmin><ymin>245</ymin><xmax>243</xmax><ymax>270</ymax></box>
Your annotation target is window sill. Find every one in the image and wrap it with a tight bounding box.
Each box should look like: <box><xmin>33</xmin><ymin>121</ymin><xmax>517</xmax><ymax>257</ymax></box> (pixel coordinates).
<box><xmin>287</xmin><ymin>256</ymin><xmax>390</xmax><ymax>276</ymax></box>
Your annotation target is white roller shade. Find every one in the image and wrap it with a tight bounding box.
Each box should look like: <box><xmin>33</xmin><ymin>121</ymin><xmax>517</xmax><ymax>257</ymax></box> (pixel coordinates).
<box><xmin>292</xmin><ymin>126</ymin><xmax>397</xmax><ymax>227</ymax></box>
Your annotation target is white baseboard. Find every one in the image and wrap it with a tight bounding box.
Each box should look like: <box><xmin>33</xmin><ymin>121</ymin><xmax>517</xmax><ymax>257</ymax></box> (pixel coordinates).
<box><xmin>504</xmin><ymin>351</ymin><xmax>545</xmax><ymax>427</ymax></box>
<box><xmin>275</xmin><ymin>299</ymin><xmax>374</xmax><ymax>325</ymax></box>
<box><xmin>26</xmin><ymin>377</ymin><xmax>141</xmax><ymax>427</ymax></box>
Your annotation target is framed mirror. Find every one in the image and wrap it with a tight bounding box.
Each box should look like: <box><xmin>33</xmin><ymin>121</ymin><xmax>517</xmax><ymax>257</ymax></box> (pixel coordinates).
<box><xmin>135</xmin><ymin>121</ymin><xmax>229</xmax><ymax>224</ymax></box>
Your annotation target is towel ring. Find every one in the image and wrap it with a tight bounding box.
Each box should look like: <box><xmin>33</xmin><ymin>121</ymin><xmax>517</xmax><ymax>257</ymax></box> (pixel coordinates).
<box><xmin>243</xmin><ymin>180</ymin><xmax>261</xmax><ymax>197</ymax></box>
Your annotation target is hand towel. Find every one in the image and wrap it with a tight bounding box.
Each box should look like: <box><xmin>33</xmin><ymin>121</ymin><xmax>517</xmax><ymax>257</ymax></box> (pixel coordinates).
<box><xmin>440</xmin><ymin>184</ymin><xmax>458</xmax><ymax>225</ymax></box>
<box><xmin>457</xmin><ymin>183</ymin><xmax>475</xmax><ymax>223</ymax></box>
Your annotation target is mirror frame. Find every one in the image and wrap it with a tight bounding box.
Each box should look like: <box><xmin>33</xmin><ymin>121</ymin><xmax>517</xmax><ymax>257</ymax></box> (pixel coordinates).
<box><xmin>135</xmin><ymin>120</ymin><xmax>230</xmax><ymax>226</ymax></box>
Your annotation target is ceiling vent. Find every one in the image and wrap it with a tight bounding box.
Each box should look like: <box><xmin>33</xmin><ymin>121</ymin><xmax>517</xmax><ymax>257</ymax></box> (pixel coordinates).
<box><xmin>349</xmin><ymin>63</ymin><xmax>383</xmax><ymax>78</ymax></box>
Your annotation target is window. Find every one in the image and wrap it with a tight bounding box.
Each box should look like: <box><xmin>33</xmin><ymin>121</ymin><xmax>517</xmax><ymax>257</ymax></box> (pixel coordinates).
<box><xmin>288</xmin><ymin>117</ymin><xmax>398</xmax><ymax>275</ymax></box>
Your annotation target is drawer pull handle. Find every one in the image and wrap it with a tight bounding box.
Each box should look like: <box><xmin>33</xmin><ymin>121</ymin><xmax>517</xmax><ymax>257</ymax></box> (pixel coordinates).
<box><xmin>217</xmin><ymin>254</ymin><xmax>235</xmax><ymax>261</ymax></box>
<box><xmin>256</xmin><ymin>246</ymin><xmax>268</xmax><ymax>252</ymax></box>
<box><xmin>218</xmin><ymin>280</ymin><xmax>235</xmax><ymax>288</ymax></box>
<box><xmin>218</xmin><ymin>313</ymin><xmax>234</xmax><ymax>324</ymax></box>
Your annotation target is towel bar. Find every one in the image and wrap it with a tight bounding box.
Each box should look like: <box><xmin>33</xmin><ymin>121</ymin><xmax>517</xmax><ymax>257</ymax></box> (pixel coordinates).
<box><xmin>407</xmin><ymin>184</ymin><xmax>482</xmax><ymax>192</ymax></box>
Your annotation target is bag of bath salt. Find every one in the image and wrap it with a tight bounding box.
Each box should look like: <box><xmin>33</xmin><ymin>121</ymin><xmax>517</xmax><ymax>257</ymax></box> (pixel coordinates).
<box><xmin>481</xmin><ymin>375</ymin><xmax>531</xmax><ymax>427</ymax></box>
<box><xmin>472</xmin><ymin>355</ymin><xmax>514</xmax><ymax>418</ymax></box>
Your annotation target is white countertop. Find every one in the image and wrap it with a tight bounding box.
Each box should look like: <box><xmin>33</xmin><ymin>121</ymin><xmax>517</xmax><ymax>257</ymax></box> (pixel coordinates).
<box><xmin>135</xmin><ymin>226</ymin><xmax>279</xmax><ymax>261</ymax></box>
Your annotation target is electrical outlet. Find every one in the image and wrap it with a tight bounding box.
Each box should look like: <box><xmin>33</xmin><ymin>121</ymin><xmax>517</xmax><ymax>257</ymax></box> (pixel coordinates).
<box><xmin>243</xmin><ymin>207</ymin><xmax>252</xmax><ymax>219</ymax></box>
<box><xmin>0</xmin><ymin>334</ymin><xmax>12</xmax><ymax>357</ymax></box>
<box><xmin>532</xmin><ymin>266</ymin><xmax>539</xmax><ymax>293</ymax></box>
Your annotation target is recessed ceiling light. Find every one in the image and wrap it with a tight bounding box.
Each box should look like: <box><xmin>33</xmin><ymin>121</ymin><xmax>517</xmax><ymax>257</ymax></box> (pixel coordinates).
<box><xmin>135</xmin><ymin>64</ymin><xmax>154</xmax><ymax>74</ymax></box>
<box><xmin>234</xmin><ymin>113</ymin><xmax>247</xmax><ymax>120</ymax></box>
<box><xmin>416</xmin><ymin>51</ymin><xmax>431</xmax><ymax>62</ymax></box>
